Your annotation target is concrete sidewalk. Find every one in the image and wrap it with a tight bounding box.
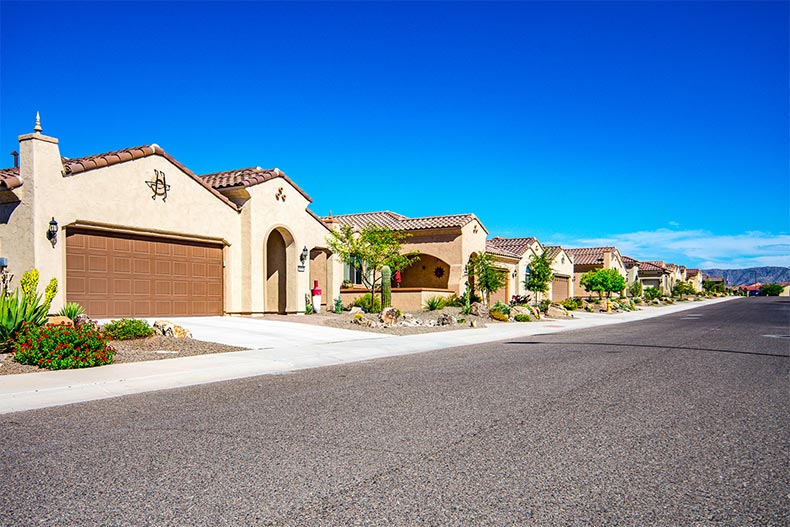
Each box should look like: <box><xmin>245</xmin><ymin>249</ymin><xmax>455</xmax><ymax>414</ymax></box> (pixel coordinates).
<box><xmin>0</xmin><ymin>297</ymin><xmax>738</xmax><ymax>414</ymax></box>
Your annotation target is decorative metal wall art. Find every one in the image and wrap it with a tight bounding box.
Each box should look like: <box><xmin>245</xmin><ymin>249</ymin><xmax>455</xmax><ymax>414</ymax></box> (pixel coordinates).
<box><xmin>146</xmin><ymin>169</ymin><xmax>171</xmax><ymax>201</ymax></box>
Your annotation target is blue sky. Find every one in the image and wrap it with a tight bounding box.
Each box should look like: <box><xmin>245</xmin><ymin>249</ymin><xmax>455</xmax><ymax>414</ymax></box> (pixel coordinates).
<box><xmin>1</xmin><ymin>1</ymin><xmax>788</xmax><ymax>269</ymax></box>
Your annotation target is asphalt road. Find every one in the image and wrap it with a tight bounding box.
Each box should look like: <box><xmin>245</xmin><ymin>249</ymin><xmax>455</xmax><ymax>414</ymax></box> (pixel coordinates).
<box><xmin>1</xmin><ymin>297</ymin><xmax>788</xmax><ymax>526</ymax></box>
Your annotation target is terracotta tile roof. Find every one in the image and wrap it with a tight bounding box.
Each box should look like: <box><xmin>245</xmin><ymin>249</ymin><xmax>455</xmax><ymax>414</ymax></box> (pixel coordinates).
<box><xmin>326</xmin><ymin>211</ymin><xmax>486</xmax><ymax>233</ymax></box>
<box><xmin>638</xmin><ymin>260</ymin><xmax>667</xmax><ymax>273</ymax></box>
<box><xmin>543</xmin><ymin>245</ymin><xmax>564</xmax><ymax>261</ymax></box>
<box><xmin>61</xmin><ymin>144</ymin><xmax>239</xmax><ymax>211</ymax></box>
<box><xmin>0</xmin><ymin>166</ymin><xmax>22</xmax><ymax>190</ymax></box>
<box><xmin>485</xmin><ymin>240</ymin><xmax>522</xmax><ymax>259</ymax></box>
<box><xmin>686</xmin><ymin>268</ymin><xmax>700</xmax><ymax>277</ymax></box>
<box><xmin>565</xmin><ymin>247</ymin><xmax>620</xmax><ymax>266</ymax></box>
<box><xmin>486</xmin><ymin>237</ymin><xmax>541</xmax><ymax>257</ymax></box>
<box><xmin>306</xmin><ymin>209</ymin><xmax>331</xmax><ymax>232</ymax></box>
<box><xmin>644</xmin><ymin>260</ymin><xmax>667</xmax><ymax>270</ymax></box>
<box><xmin>199</xmin><ymin>167</ymin><xmax>312</xmax><ymax>202</ymax></box>
<box><xmin>622</xmin><ymin>255</ymin><xmax>639</xmax><ymax>269</ymax></box>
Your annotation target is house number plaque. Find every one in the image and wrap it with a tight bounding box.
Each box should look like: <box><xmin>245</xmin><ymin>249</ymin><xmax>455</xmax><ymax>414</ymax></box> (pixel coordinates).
<box><xmin>146</xmin><ymin>169</ymin><xmax>171</xmax><ymax>201</ymax></box>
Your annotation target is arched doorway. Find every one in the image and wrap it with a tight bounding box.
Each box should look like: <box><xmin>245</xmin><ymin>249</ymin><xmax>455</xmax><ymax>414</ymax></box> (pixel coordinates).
<box><xmin>265</xmin><ymin>229</ymin><xmax>289</xmax><ymax>314</ymax></box>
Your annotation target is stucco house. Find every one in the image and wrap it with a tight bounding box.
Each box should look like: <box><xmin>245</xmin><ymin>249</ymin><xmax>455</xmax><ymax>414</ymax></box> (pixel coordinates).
<box><xmin>485</xmin><ymin>237</ymin><xmax>575</xmax><ymax>303</ymax></box>
<box><xmin>637</xmin><ymin>261</ymin><xmax>671</xmax><ymax>294</ymax></box>
<box><xmin>565</xmin><ymin>246</ymin><xmax>627</xmax><ymax>298</ymax></box>
<box><xmin>324</xmin><ymin>210</ymin><xmax>488</xmax><ymax>311</ymax></box>
<box><xmin>622</xmin><ymin>255</ymin><xmax>641</xmax><ymax>290</ymax></box>
<box><xmin>685</xmin><ymin>268</ymin><xmax>703</xmax><ymax>292</ymax></box>
<box><xmin>0</xmin><ymin>116</ymin><xmax>338</xmax><ymax>317</ymax></box>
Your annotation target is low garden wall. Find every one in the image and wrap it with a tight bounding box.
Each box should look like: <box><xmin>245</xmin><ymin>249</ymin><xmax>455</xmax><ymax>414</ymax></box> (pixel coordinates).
<box><xmin>339</xmin><ymin>287</ymin><xmax>454</xmax><ymax>312</ymax></box>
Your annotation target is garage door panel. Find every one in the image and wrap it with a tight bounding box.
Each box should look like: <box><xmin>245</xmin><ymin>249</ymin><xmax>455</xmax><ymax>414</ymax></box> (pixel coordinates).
<box><xmin>552</xmin><ymin>276</ymin><xmax>569</xmax><ymax>302</ymax></box>
<box><xmin>113</xmin><ymin>278</ymin><xmax>132</xmax><ymax>295</ymax></box>
<box><xmin>66</xmin><ymin>230</ymin><xmax>223</xmax><ymax>318</ymax></box>
<box><xmin>114</xmin><ymin>257</ymin><xmax>132</xmax><ymax>273</ymax></box>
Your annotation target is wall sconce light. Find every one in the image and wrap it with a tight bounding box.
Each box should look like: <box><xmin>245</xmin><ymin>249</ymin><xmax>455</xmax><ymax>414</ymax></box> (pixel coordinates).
<box><xmin>512</xmin><ymin>269</ymin><xmax>517</xmax><ymax>279</ymax></box>
<box><xmin>47</xmin><ymin>217</ymin><xmax>58</xmax><ymax>247</ymax></box>
<box><xmin>300</xmin><ymin>246</ymin><xmax>309</xmax><ymax>264</ymax></box>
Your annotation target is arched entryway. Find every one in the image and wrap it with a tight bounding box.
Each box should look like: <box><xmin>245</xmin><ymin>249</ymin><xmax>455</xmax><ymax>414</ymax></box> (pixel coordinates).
<box><xmin>309</xmin><ymin>248</ymin><xmax>330</xmax><ymax>310</ymax></box>
<box><xmin>400</xmin><ymin>253</ymin><xmax>450</xmax><ymax>289</ymax></box>
<box><xmin>265</xmin><ymin>228</ymin><xmax>293</xmax><ymax>314</ymax></box>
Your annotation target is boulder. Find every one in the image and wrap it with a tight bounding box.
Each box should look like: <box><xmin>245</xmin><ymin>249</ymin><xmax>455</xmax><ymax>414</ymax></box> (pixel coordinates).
<box><xmin>349</xmin><ymin>307</ymin><xmax>364</xmax><ymax>316</ymax></box>
<box><xmin>470</xmin><ymin>302</ymin><xmax>488</xmax><ymax>318</ymax></box>
<box><xmin>469</xmin><ymin>320</ymin><xmax>479</xmax><ymax>328</ymax></box>
<box><xmin>546</xmin><ymin>304</ymin><xmax>570</xmax><ymax>319</ymax></box>
<box><xmin>509</xmin><ymin>305</ymin><xmax>531</xmax><ymax>320</ymax></box>
<box><xmin>73</xmin><ymin>314</ymin><xmax>95</xmax><ymax>328</ymax></box>
<box><xmin>437</xmin><ymin>313</ymin><xmax>457</xmax><ymax>326</ymax></box>
<box><xmin>528</xmin><ymin>305</ymin><xmax>541</xmax><ymax>319</ymax></box>
<box><xmin>351</xmin><ymin>315</ymin><xmax>375</xmax><ymax>328</ymax></box>
<box><xmin>152</xmin><ymin>320</ymin><xmax>192</xmax><ymax>338</ymax></box>
<box><xmin>379</xmin><ymin>307</ymin><xmax>399</xmax><ymax>326</ymax></box>
<box><xmin>46</xmin><ymin>316</ymin><xmax>73</xmax><ymax>327</ymax></box>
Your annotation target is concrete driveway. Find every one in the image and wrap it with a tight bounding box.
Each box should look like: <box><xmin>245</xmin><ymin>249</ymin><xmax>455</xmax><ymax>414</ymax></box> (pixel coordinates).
<box><xmin>148</xmin><ymin>316</ymin><xmax>385</xmax><ymax>349</ymax></box>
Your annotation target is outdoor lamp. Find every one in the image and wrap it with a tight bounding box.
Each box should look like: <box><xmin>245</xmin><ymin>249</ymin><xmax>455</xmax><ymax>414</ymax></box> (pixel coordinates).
<box><xmin>300</xmin><ymin>246</ymin><xmax>309</xmax><ymax>264</ymax></box>
<box><xmin>47</xmin><ymin>217</ymin><xmax>58</xmax><ymax>247</ymax></box>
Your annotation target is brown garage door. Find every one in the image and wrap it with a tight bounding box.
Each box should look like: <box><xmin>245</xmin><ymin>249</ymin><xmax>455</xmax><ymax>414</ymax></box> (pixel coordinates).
<box><xmin>551</xmin><ymin>276</ymin><xmax>569</xmax><ymax>302</ymax></box>
<box><xmin>66</xmin><ymin>230</ymin><xmax>223</xmax><ymax>318</ymax></box>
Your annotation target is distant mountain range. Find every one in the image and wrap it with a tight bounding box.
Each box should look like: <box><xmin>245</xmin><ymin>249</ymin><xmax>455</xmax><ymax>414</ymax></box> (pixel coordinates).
<box><xmin>701</xmin><ymin>267</ymin><xmax>790</xmax><ymax>286</ymax></box>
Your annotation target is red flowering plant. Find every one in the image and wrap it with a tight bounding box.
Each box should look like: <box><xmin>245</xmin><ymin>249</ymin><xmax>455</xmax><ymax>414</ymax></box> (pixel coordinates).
<box><xmin>13</xmin><ymin>321</ymin><xmax>116</xmax><ymax>370</ymax></box>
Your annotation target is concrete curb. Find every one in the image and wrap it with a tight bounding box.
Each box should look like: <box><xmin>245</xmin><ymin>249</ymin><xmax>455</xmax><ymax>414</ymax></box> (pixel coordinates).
<box><xmin>0</xmin><ymin>297</ymin><xmax>739</xmax><ymax>414</ymax></box>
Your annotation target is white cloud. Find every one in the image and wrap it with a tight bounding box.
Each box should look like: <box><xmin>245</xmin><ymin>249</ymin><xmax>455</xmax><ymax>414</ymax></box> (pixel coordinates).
<box><xmin>668</xmin><ymin>221</ymin><xmax>680</xmax><ymax>227</ymax></box>
<box><xmin>551</xmin><ymin>229</ymin><xmax>790</xmax><ymax>269</ymax></box>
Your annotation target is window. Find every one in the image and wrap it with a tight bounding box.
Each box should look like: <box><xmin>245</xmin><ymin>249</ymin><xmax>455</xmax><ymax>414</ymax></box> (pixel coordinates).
<box><xmin>344</xmin><ymin>259</ymin><xmax>364</xmax><ymax>286</ymax></box>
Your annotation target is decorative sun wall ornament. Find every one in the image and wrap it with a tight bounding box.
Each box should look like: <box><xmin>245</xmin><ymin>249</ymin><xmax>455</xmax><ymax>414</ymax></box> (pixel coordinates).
<box><xmin>146</xmin><ymin>169</ymin><xmax>170</xmax><ymax>201</ymax></box>
<box><xmin>275</xmin><ymin>187</ymin><xmax>286</xmax><ymax>201</ymax></box>
<box><xmin>434</xmin><ymin>267</ymin><xmax>445</xmax><ymax>278</ymax></box>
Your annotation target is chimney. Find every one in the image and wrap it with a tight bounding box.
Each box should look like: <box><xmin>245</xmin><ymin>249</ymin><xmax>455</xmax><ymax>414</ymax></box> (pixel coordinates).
<box><xmin>10</xmin><ymin>151</ymin><xmax>19</xmax><ymax>168</ymax></box>
<box><xmin>603</xmin><ymin>250</ymin><xmax>612</xmax><ymax>269</ymax></box>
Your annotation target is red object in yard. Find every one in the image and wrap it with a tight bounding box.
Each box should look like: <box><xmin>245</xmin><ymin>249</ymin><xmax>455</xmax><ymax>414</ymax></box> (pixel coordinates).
<box><xmin>394</xmin><ymin>270</ymin><xmax>401</xmax><ymax>284</ymax></box>
<box><xmin>311</xmin><ymin>280</ymin><xmax>322</xmax><ymax>296</ymax></box>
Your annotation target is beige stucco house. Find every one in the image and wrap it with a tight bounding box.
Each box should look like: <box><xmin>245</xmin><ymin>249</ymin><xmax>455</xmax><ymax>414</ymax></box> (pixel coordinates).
<box><xmin>0</xmin><ymin>117</ymin><xmax>337</xmax><ymax>317</ymax></box>
<box><xmin>324</xmin><ymin>211</ymin><xmax>488</xmax><ymax>311</ymax></box>
<box><xmin>565</xmin><ymin>246</ymin><xmax>627</xmax><ymax>298</ymax></box>
<box><xmin>622</xmin><ymin>255</ymin><xmax>641</xmax><ymax>290</ymax></box>
<box><xmin>685</xmin><ymin>268</ymin><xmax>703</xmax><ymax>292</ymax></box>
<box><xmin>485</xmin><ymin>237</ymin><xmax>575</xmax><ymax>303</ymax></box>
<box><xmin>637</xmin><ymin>260</ymin><xmax>671</xmax><ymax>294</ymax></box>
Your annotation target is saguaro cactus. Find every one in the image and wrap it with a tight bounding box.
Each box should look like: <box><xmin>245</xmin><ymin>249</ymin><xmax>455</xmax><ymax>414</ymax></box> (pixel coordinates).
<box><xmin>381</xmin><ymin>265</ymin><xmax>392</xmax><ymax>308</ymax></box>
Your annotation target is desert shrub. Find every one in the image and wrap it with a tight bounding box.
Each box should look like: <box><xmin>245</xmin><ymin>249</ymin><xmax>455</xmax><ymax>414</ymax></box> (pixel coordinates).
<box><xmin>444</xmin><ymin>294</ymin><xmax>464</xmax><ymax>307</ymax></box>
<box><xmin>644</xmin><ymin>287</ymin><xmax>661</xmax><ymax>301</ymax></box>
<box><xmin>561</xmin><ymin>297</ymin><xmax>579</xmax><ymax>311</ymax></box>
<box><xmin>490</xmin><ymin>310</ymin><xmax>509</xmax><ymax>321</ymax></box>
<box><xmin>490</xmin><ymin>301</ymin><xmax>511</xmax><ymax>316</ymax></box>
<box><xmin>509</xmin><ymin>294</ymin><xmax>532</xmax><ymax>307</ymax></box>
<box><xmin>305</xmin><ymin>303</ymin><xmax>315</xmax><ymax>315</ymax></box>
<box><xmin>538</xmin><ymin>299</ymin><xmax>551</xmax><ymax>313</ymax></box>
<box><xmin>101</xmin><ymin>318</ymin><xmax>153</xmax><ymax>341</ymax></box>
<box><xmin>585</xmin><ymin>305</ymin><xmax>594</xmax><ymax>312</ymax></box>
<box><xmin>423</xmin><ymin>296</ymin><xmax>446</xmax><ymax>311</ymax></box>
<box><xmin>514</xmin><ymin>314</ymin><xmax>531</xmax><ymax>322</ymax></box>
<box><xmin>58</xmin><ymin>302</ymin><xmax>86</xmax><ymax>321</ymax></box>
<box><xmin>13</xmin><ymin>322</ymin><xmax>115</xmax><ymax>370</ymax></box>
<box><xmin>353</xmin><ymin>313</ymin><xmax>364</xmax><ymax>320</ymax></box>
<box><xmin>352</xmin><ymin>294</ymin><xmax>381</xmax><ymax>313</ymax></box>
<box><xmin>628</xmin><ymin>280</ymin><xmax>643</xmax><ymax>298</ymax></box>
<box><xmin>333</xmin><ymin>296</ymin><xmax>344</xmax><ymax>313</ymax></box>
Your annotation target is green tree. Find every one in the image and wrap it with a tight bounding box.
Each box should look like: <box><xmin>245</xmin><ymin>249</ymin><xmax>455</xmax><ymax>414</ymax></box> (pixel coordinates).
<box><xmin>467</xmin><ymin>252</ymin><xmax>507</xmax><ymax>306</ymax></box>
<box><xmin>628</xmin><ymin>279</ymin><xmax>643</xmax><ymax>298</ymax></box>
<box><xmin>759</xmin><ymin>283</ymin><xmax>784</xmax><ymax>296</ymax></box>
<box><xmin>326</xmin><ymin>224</ymin><xmax>419</xmax><ymax>305</ymax></box>
<box><xmin>703</xmin><ymin>280</ymin><xmax>726</xmax><ymax>293</ymax></box>
<box><xmin>672</xmin><ymin>280</ymin><xmax>696</xmax><ymax>299</ymax></box>
<box><xmin>524</xmin><ymin>252</ymin><xmax>554</xmax><ymax>307</ymax></box>
<box><xmin>580</xmin><ymin>268</ymin><xmax>626</xmax><ymax>300</ymax></box>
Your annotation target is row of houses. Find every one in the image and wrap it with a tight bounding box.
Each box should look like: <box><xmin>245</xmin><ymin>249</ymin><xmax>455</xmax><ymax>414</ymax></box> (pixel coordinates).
<box><xmin>0</xmin><ymin>117</ymin><xmax>700</xmax><ymax>317</ymax></box>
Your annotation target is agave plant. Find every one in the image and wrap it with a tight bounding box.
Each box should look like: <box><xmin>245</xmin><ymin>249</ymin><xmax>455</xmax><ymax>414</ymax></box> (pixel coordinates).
<box><xmin>0</xmin><ymin>269</ymin><xmax>58</xmax><ymax>353</ymax></box>
<box><xmin>58</xmin><ymin>302</ymin><xmax>86</xmax><ymax>321</ymax></box>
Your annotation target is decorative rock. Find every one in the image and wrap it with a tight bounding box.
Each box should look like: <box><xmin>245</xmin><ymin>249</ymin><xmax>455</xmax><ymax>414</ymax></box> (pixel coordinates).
<box><xmin>152</xmin><ymin>320</ymin><xmax>192</xmax><ymax>338</ymax></box>
<box><xmin>528</xmin><ymin>305</ymin><xmax>541</xmax><ymax>319</ymax></box>
<box><xmin>469</xmin><ymin>320</ymin><xmax>478</xmax><ymax>328</ymax></box>
<box><xmin>349</xmin><ymin>307</ymin><xmax>364</xmax><ymax>316</ymax></box>
<box><xmin>437</xmin><ymin>313</ymin><xmax>457</xmax><ymax>326</ymax></box>
<box><xmin>546</xmin><ymin>304</ymin><xmax>570</xmax><ymax>319</ymax></box>
<box><xmin>73</xmin><ymin>314</ymin><xmax>95</xmax><ymax>328</ymax></box>
<box><xmin>509</xmin><ymin>305</ymin><xmax>531</xmax><ymax>320</ymax></box>
<box><xmin>153</xmin><ymin>320</ymin><xmax>175</xmax><ymax>337</ymax></box>
<box><xmin>470</xmin><ymin>302</ymin><xmax>488</xmax><ymax>318</ymax></box>
<box><xmin>46</xmin><ymin>316</ymin><xmax>73</xmax><ymax>326</ymax></box>
<box><xmin>379</xmin><ymin>307</ymin><xmax>399</xmax><ymax>326</ymax></box>
<box><xmin>351</xmin><ymin>315</ymin><xmax>374</xmax><ymax>328</ymax></box>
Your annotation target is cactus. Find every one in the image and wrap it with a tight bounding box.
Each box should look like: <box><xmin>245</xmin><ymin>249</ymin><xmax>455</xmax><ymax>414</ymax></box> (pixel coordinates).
<box><xmin>381</xmin><ymin>265</ymin><xmax>392</xmax><ymax>308</ymax></box>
